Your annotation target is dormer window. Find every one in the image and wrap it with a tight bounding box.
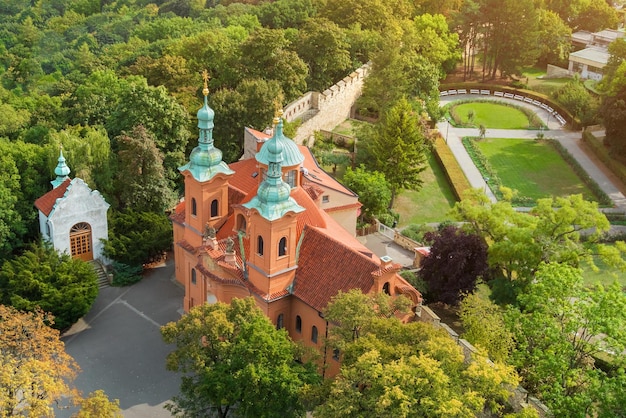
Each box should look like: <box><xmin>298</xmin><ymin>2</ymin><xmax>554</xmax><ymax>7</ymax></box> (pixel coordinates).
<box><xmin>236</xmin><ymin>214</ymin><xmax>247</xmax><ymax>233</ymax></box>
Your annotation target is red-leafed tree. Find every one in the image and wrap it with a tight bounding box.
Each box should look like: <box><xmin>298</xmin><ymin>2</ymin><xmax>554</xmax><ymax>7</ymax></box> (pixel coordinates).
<box><xmin>419</xmin><ymin>225</ymin><xmax>488</xmax><ymax>305</ymax></box>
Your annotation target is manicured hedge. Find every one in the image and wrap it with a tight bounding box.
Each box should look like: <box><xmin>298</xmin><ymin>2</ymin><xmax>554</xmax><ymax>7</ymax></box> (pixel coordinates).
<box><xmin>582</xmin><ymin>130</ymin><xmax>626</xmax><ymax>187</ymax></box>
<box><xmin>432</xmin><ymin>135</ymin><xmax>472</xmax><ymax>200</ymax></box>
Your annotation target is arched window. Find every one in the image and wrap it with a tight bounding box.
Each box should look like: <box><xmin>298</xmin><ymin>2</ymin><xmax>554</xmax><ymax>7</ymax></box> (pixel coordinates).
<box><xmin>285</xmin><ymin>170</ymin><xmax>296</xmax><ymax>187</ymax></box>
<box><xmin>191</xmin><ymin>268</ymin><xmax>197</xmax><ymax>285</ymax></box>
<box><xmin>333</xmin><ymin>348</ymin><xmax>340</xmax><ymax>361</ymax></box>
<box><xmin>236</xmin><ymin>214</ymin><xmax>247</xmax><ymax>232</ymax></box>
<box><xmin>257</xmin><ymin>235</ymin><xmax>264</xmax><ymax>256</ymax></box>
<box><xmin>383</xmin><ymin>282</ymin><xmax>391</xmax><ymax>295</ymax></box>
<box><xmin>210</xmin><ymin>199</ymin><xmax>218</xmax><ymax>217</ymax></box>
<box><xmin>277</xmin><ymin>314</ymin><xmax>284</xmax><ymax>330</ymax></box>
<box><xmin>278</xmin><ymin>237</ymin><xmax>287</xmax><ymax>257</ymax></box>
<box><xmin>191</xmin><ymin>198</ymin><xmax>197</xmax><ymax>216</ymax></box>
<box><xmin>295</xmin><ymin>315</ymin><xmax>302</xmax><ymax>333</ymax></box>
<box><xmin>311</xmin><ymin>325</ymin><xmax>318</xmax><ymax>343</ymax></box>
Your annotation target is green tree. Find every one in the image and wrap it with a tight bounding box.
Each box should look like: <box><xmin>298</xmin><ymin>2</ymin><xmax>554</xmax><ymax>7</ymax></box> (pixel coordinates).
<box><xmin>114</xmin><ymin>125</ymin><xmax>176</xmax><ymax>212</ymax></box>
<box><xmin>571</xmin><ymin>0</ymin><xmax>618</xmax><ymax>32</ymax></box>
<box><xmin>316</xmin><ymin>291</ymin><xmax>521</xmax><ymax>417</ymax></box>
<box><xmin>238</xmin><ymin>27</ymin><xmax>307</xmax><ymax>101</ymax></box>
<box><xmin>0</xmin><ymin>242</ymin><xmax>98</xmax><ymax>331</ymax></box>
<box><xmin>161</xmin><ymin>297</ymin><xmax>319</xmax><ymax>418</ymax></box>
<box><xmin>505</xmin><ymin>262</ymin><xmax>626</xmax><ymax>417</ymax></box>
<box><xmin>536</xmin><ymin>9</ymin><xmax>571</xmax><ymax>66</ymax></box>
<box><xmin>342</xmin><ymin>165</ymin><xmax>391</xmax><ymax>222</ymax></box>
<box><xmin>72</xmin><ymin>390</ymin><xmax>122</xmax><ymax>418</ymax></box>
<box><xmin>0</xmin><ymin>153</ymin><xmax>24</xmax><ymax>262</ymax></box>
<box><xmin>600</xmin><ymin>85</ymin><xmax>626</xmax><ymax>159</ymax></box>
<box><xmin>451</xmin><ymin>190</ymin><xmax>622</xmax><ymax>304</ymax></box>
<box><xmin>359</xmin><ymin>98</ymin><xmax>429</xmax><ymax>207</ymax></box>
<box><xmin>293</xmin><ymin>18</ymin><xmax>352</xmax><ymax>92</ymax></box>
<box><xmin>554</xmin><ymin>78</ymin><xmax>598</xmax><ymax>125</ymax></box>
<box><xmin>459</xmin><ymin>293</ymin><xmax>514</xmax><ymax>363</ymax></box>
<box><xmin>103</xmin><ymin>210</ymin><xmax>173</xmax><ymax>267</ymax></box>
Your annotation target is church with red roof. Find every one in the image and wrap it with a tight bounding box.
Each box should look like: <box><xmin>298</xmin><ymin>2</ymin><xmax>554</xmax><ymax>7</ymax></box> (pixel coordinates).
<box><xmin>171</xmin><ymin>77</ymin><xmax>422</xmax><ymax>375</ymax></box>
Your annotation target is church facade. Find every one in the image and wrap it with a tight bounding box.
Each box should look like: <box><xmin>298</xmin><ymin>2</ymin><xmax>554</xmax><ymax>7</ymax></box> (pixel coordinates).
<box><xmin>171</xmin><ymin>79</ymin><xmax>422</xmax><ymax>375</ymax></box>
<box><xmin>34</xmin><ymin>150</ymin><xmax>110</xmax><ymax>262</ymax></box>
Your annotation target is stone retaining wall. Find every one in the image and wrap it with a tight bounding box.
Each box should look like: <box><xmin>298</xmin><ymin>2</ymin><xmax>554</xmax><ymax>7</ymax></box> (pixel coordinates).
<box><xmin>284</xmin><ymin>63</ymin><xmax>371</xmax><ymax>144</ymax></box>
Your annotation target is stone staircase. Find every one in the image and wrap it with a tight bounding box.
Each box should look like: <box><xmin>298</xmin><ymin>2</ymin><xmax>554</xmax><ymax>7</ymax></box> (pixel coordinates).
<box><xmin>89</xmin><ymin>260</ymin><xmax>110</xmax><ymax>289</ymax></box>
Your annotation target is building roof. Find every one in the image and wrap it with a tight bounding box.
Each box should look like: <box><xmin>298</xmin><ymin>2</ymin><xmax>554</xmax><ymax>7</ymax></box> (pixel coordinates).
<box><xmin>255</xmin><ymin>119</ymin><xmax>304</xmax><ymax>168</ymax></box>
<box><xmin>569</xmin><ymin>47</ymin><xmax>610</xmax><ymax>67</ymax></box>
<box><xmin>34</xmin><ymin>178</ymin><xmax>71</xmax><ymax>216</ymax></box>
<box><xmin>292</xmin><ymin>226</ymin><xmax>379</xmax><ymax>312</ymax></box>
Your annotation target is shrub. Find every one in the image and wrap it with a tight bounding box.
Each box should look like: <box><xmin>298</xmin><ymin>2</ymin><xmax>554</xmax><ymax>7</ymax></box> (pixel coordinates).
<box><xmin>401</xmin><ymin>224</ymin><xmax>436</xmax><ymax>244</ymax></box>
<box><xmin>109</xmin><ymin>261</ymin><xmax>143</xmax><ymax>287</ymax></box>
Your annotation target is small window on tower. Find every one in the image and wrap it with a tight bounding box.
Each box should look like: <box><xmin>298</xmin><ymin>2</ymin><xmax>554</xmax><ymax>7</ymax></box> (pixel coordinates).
<box><xmin>295</xmin><ymin>315</ymin><xmax>302</xmax><ymax>333</ymax></box>
<box><xmin>285</xmin><ymin>170</ymin><xmax>296</xmax><ymax>187</ymax></box>
<box><xmin>257</xmin><ymin>235</ymin><xmax>264</xmax><ymax>256</ymax></box>
<box><xmin>211</xmin><ymin>199</ymin><xmax>218</xmax><ymax>217</ymax></box>
<box><xmin>383</xmin><ymin>282</ymin><xmax>391</xmax><ymax>295</ymax></box>
<box><xmin>191</xmin><ymin>268</ymin><xmax>197</xmax><ymax>285</ymax></box>
<box><xmin>191</xmin><ymin>198</ymin><xmax>197</xmax><ymax>216</ymax></box>
<box><xmin>236</xmin><ymin>214</ymin><xmax>247</xmax><ymax>233</ymax></box>
<box><xmin>278</xmin><ymin>237</ymin><xmax>287</xmax><ymax>257</ymax></box>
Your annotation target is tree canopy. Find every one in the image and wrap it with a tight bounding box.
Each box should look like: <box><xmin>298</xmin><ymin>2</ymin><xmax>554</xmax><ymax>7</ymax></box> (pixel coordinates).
<box><xmin>0</xmin><ymin>242</ymin><xmax>98</xmax><ymax>330</ymax></box>
<box><xmin>358</xmin><ymin>98</ymin><xmax>429</xmax><ymax>207</ymax></box>
<box><xmin>161</xmin><ymin>297</ymin><xmax>319</xmax><ymax>418</ymax></box>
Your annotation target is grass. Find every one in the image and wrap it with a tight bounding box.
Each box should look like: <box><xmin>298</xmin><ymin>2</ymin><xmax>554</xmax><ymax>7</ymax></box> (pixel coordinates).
<box><xmin>582</xmin><ymin>247</ymin><xmax>626</xmax><ymax>290</ymax></box>
<box><xmin>452</xmin><ymin>102</ymin><xmax>531</xmax><ymax>129</ymax></box>
<box><xmin>393</xmin><ymin>152</ymin><xmax>458</xmax><ymax>226</ymax></box>
<box><xmin>332</xmin><ymin>119</ymin><xmax>368</xmax><ymax>136</ymax></box>
<box><xmin>521</xmin><ymin>67</ymin><xmax>570</xmax><ymax>96</ymax></box>
<box><xmin>475</xmin><ymin>138</ymin><xmax>598</xmax><ymax>202</ymax></box>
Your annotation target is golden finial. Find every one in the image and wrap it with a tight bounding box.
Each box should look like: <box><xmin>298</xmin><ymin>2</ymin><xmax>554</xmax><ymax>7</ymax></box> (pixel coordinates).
<box><xmin>202</xmin><ymin>70</ymin><xmax>210</xmax><ymax>96</ymax></box>
<box><xmin>272</xmin><ymin>99</ymin><xmax>283</xmax><ymax>125</ymax></box>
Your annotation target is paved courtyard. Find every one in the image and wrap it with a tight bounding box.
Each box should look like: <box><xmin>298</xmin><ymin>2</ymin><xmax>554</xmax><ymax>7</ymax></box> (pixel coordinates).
<box><xmin>60</xmin><ymin>258</ymin><xmax>184</xmax><ymax>418</ymax></box>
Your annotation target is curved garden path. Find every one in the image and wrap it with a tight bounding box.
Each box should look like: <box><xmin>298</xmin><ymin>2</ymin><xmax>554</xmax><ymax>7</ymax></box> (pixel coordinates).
<box><xmin>437</xmin><ymin>94</ymin><xmax>626</xmax><ymax>213</ymax></box>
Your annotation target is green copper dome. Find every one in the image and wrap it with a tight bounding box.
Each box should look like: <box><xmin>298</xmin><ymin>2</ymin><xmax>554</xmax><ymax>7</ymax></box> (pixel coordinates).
<box><xmin>243</xmin><ymin>118</ymin><xmax>304</xmax><ymax>221</ymax></box>
<box><xmin>255</xmin><ymin>118</ymin><xmax>304</xmax><ymax>168</ymax></box>
<box><xmin>179</xmin><ymin>76</ymin><xmax>233</xmax><ymax>182</ymax></box>
<box><xmin>51</xmin><ymin>148</ymin><xmax>71</xmax><ymax>189</ymax></box>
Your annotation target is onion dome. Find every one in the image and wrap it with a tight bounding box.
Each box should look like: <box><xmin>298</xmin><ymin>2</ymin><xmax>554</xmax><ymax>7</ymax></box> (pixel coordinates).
<box><xmin>179</xmin><ymin>71</ymin><xmax>233</xmax><ymax>182</ymax></box>
<box><xmin>51</xmin><ymin>148</ymin><xmax>71</xmax><ymax>189</ymax></box>
<box><xmin>243</xmin><ymin>115</ymin><xmax>304</xmax><ymax>221</ymax></box>
<box><xmin>255</xmin><ymin>117</ymin><xmax>304</xmax><ymax>168</ymax></box>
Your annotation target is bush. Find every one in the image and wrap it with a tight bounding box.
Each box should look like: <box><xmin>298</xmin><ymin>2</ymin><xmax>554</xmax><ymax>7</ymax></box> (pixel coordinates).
<box><xmin>399</xmin><ymin>270</ymin><xmax>429</xmax><ymax>296</ymax></box>
<box><xmin>377</xmin><ymin>211</ymin><xmax>399</xmax><ymax>228</ymax></box>
<box><xmin>401</xmin><ymin>224</ymin><xmax>436</xmax><ymax>244</ymax></box>
<box><xmin>109</xmin><ymin>261</ymin><xmax>143</xmax><ymax>287</ymax></box>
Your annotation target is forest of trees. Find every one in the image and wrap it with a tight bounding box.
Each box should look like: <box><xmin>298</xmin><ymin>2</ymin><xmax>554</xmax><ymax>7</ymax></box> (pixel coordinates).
<box><xmin>2</xmin><ymin>0</ymin><xmax>626</xmax><ymax>415</ymax></box>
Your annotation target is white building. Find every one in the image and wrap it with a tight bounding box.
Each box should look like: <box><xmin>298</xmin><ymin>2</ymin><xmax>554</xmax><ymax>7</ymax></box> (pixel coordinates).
<box><xmin>34</xmin><ymin>150</ymin><xmax>110</xmax><ymax>261</ymax></box>
<box><xmin>569</xmin><ymin>29</ymin><xmax>625</xmax><ymax>80</ymax></box>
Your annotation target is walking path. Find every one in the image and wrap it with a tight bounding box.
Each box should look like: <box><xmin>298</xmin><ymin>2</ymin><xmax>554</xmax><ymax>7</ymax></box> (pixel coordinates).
<box><xmin>437</xmin><ymin>94</ymin><xmax>626</xmax><ymax>213</ymax></box>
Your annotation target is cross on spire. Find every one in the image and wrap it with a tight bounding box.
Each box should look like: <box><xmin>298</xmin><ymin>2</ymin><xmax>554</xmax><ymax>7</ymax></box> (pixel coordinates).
<box><xmin>202</xmin><ymin>70</ymin><xmax>210</xmax><ymax>96</ymax></box>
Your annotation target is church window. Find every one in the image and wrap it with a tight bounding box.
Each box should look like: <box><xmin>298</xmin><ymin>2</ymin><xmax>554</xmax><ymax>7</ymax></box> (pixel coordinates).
<box><xmin>210</xmin><ymin>199</ymin><xmax>218</xmax><ymax>217</ymax></box>
<box><xmin>236</xmin><ymin>214</ymin><xmax>247</xmax><ymax>232</ymax></box>
<box><xmin>257</xmin><ymin>235</ymin><xmax>264</xmax><ymax>256</ymax></box>
<box><xmin>311</xmin><ymin>326</ymin><xmax>318</xmax><ymax>343</ymax></box>
<box><xmin>277</xmin><ymin>314</ymin><xmax>284</xmax><ymax>330</ymax></box>
<box><xmin>285</xmin><ymin>170</ymin><xmax>296</xmax><ymax>187</ymax></box>
<box><xmin>278</xmin><ymin>237</ymin><xmax>287</xmax><ymax>257</ymax></box>
<box><xmin>191</xmin><ymin>198</ymin><xmax>197</xmax><ymax>216</ymax></box>
<box><xmin>295</xmin><ymin>315</ymin><xmax>302</xmax><ymax>333</ymax></box>
<box><xmin>191</xmin><ymin>268</ymin><xmax>197</xmax><ymax>285</ymax></box>
<box><xmin>383</xmin><ymin>282</ymin><xmax>391</xmax><ymax>295</ymax></box>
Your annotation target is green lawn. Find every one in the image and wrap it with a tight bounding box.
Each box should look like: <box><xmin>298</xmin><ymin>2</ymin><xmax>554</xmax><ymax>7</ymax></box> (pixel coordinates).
<box><xmin>475</xmin><ymin>138</ymin><xmax>598</xmax><ymax>201</ymax></box>
<box><xmin>452</xmin><ymin>102</ymin><xmax>530</xmax><ymax>129</ymax></box>
<box><xmin>393</xmin><ymin>153</ymin><xmax>458</xmax><ymax>226</ymax></box>
<box><xmin>521</xmin><ymin>67</ymin><xmax>570</xmax><ymax>96</ymax></box>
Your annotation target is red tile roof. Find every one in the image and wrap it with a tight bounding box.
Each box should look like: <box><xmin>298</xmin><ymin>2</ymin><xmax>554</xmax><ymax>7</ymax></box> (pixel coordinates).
<box><xmin>170</xmin><ymin>200</ymin><xmax>186</xmax><ymax>224</ymax></box>
<box><xmin>228</xmin><ymin>159</ymin><xmax>260</xmax><ymax>196</ymax></box>
<box><xmin>34</xmin><ymin>178</ymin><xmax>71</xmax><ymax>216</ymax></box>
<box><xmin>293</xmin><ymin>226</ymin><xmax>381</xmax><ymax>312</ymax></box>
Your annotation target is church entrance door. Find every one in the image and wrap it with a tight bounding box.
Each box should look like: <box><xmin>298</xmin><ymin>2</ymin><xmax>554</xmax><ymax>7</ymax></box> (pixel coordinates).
<box><xmin>70</xmin><ymin>222</ymin><xmax>93</xmax><ymax>261</ymax></box>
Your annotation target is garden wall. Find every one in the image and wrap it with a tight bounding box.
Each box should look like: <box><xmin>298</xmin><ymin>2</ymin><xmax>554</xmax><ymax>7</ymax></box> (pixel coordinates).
<box><xmin>284</xmin><ymin>64</ymin><xmax>371</xmax><ymax>144</ymax></box>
